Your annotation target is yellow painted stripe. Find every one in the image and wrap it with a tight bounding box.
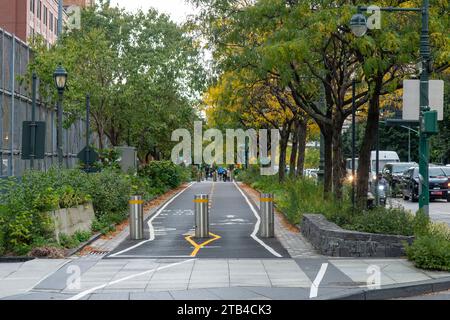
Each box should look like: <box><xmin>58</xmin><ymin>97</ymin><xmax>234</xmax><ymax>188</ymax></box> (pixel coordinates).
<box><xmin>185</xmin><ymin>232</ymin><xmax>221</xmax><ymax>257</ymax></box>
<box><xmin>260</xmin><ymin>198</ymin><xmax>274</xmax><ymax>202</ymax></box>
<box><xmin>129</xmin><ymin>200</ymin><xmax>144</xmax><ymax>205</ymax></box>
<box><xmin>193</xmin><ymin>199</ymin><xmax>209</xmax><ymax>203</ymax></box>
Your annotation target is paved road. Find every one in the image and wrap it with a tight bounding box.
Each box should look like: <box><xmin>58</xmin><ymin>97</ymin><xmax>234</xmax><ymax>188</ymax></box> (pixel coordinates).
<box><xmin>390</xmin><ymin>197</ymin><xmax>450</xmax><ymax>226</ymax></box>
<box><xmin>108</xmin><ymin>181</ymin><xmax>289</xmax><ymax>259</ymax></box>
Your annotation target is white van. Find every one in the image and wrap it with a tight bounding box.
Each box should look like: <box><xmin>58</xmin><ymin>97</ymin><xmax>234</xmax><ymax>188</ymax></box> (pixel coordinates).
<box><xmin>346</xmin><ymin>151</ymin><xmax>400</xmax><ymax>182</ymax></box>
<box><xmin>370</xmin><ymin>151</ymin><xmax>400</xmax><ymax>177</ymax></box>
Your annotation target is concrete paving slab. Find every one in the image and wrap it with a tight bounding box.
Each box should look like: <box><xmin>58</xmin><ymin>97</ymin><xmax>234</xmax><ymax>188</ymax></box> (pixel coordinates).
<box><xmin>130</xmin><ymin>291</ymin><xmax>173</xmax><ymax>300</ymax></box>
<box><xmin>205</xmin><ymin>287</ymin><xmax>267</xmax><ymax>300</ymax></box>
<box><xmin>188</xmin><ymin>282</ymin><xmax>230</xmax><ymax>289</ymax></box>
<box><xmin>169</xmin><ymin>288</ymin><xmax>221</xmax><ymax>300</ymax></box>
<box><xmin>88</xmin><ymin>292</ymin><xmax>130</xmax><ymax>300</ymax></box>
<box><xmin>245</xmin><ymin>287</ymin><xmax>310</xmax><ymax>300</ymax></box>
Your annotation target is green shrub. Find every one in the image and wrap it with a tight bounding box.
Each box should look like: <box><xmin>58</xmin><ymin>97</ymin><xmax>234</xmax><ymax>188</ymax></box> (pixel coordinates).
<box><xmin>85</xmin><ymin>169</ymin><xmax>133</xmax><ymax>217</ymax></box>
<box><xmin>240</xmin><ymin>169</ymin><xmax>418</xmax><ymax>236</ymax></box>
<box><xmin>344</xmin><ymin>207</ymin><xmax>416</xmax><ymax>236</ymax></box>
<box><xmin>138</xmin><ymin>161</ymin><xmax>188</xmax><ymax>194</ymax></box>
<box><xmin>427</xmin><ymin>222</ymin><xmax>450</xmax><ymax>241</ymax></box>
<box><xmin>91</xmin><ymin>213</ymin><xmax>122</xmax><ymax>235</ymax></box>
<box><xmin>0</xmin><ymin>162</ymin><xmax>188</xmax><ymax>255</ymax></box>
<box><xmin>58</xmin><ymin>231</ymin><xmax>91</xmax><ymax>249</ymax></box>
<box><xmin>406</xmin><ymin>235</ymin><xmax>450</xmax><ymax>271</ymax></box>
<box><xmin>236</xmin><ymin>165</ymin><xmax>260</xmax><ymax>185</ymax></box>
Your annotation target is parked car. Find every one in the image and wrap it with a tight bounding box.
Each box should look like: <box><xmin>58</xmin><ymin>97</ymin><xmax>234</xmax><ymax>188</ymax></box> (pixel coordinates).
<box><xmin>382</xmin><ymin>162</ymin><xmax>417</xmax><ymax>196</ymax></box>
<box><xmin>401</xmin><ymin>166</ymin><xmax>449</xmax><ymax>202</ymax></box>
<box><xmin>437</xmin><ymin>166</ymin><xmax>450</xmax><ymax>201</ymax></box>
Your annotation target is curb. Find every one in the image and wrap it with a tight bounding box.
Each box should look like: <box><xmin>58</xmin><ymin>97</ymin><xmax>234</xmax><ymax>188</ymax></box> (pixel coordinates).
<box><xmin>0</xmin><ymin>256</ymin><xmax>36</xmax><ymax>263</ymax></box>
<box><xmin>65</xmin><ymin>232</ymin><xmax>103</xmax><ymax>257</ymax></box>
<box><xmin>331</xmin><ymin>277</ymin><xmax>450</xmax><ymax>300</ymax></box>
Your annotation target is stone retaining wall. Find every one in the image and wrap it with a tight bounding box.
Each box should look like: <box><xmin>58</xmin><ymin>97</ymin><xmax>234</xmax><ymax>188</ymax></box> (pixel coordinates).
<box><xmin>300</xmin><ymin>214</ymin><xmax>414</xmax><ymax>257</ymax></box>
<box><xmin>50</xmin><ymin>203</ymin><xmax>95</xmax><ymax>242</ymax></box>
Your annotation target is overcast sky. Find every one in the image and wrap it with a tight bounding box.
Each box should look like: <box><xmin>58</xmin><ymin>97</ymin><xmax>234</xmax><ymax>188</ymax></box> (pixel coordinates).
<box><xmin>109</xmin><ymin>0</ymin><xmax>198</xmax><ymax>23</ymax></box>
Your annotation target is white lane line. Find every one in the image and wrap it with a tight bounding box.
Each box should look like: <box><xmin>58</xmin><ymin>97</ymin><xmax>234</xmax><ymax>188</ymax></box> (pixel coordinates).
<box><xmin>309</xmin><ymin>263</ymin><xmax>328</xmax><ymax>298</ymax></box>
<box><xmin>108</xmin><ymin>182</ymin><xmax>194</xmax><ymax>257</ymax></box>
<box><xmin>233</xmin><ymin>181</ymin><xmax>282</xmax><ymax>258</ymax></box>
<box><xmin>67</xmin><ymin>259</ymin><xmax>196</xmax><ymax>300</ymax></box>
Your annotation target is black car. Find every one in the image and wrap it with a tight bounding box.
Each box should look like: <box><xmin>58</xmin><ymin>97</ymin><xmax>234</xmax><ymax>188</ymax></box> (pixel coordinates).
<box><xmin>438</xmin><ymin>166</ymin><xmax>450</xmax><ymax>201</ymax></box>
<box><xmin>382</xmin><ymin>162</ymin><xmax>417</xmax><ymax>196</ymax></box>
<box><xmin>401</xmin><ymin>166</ymin><xmax>449</xmax><ymax>202</ymax></box>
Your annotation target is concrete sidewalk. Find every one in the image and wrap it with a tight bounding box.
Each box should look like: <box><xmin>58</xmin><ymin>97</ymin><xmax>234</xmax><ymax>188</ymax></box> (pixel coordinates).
<box><xmin>1</xmin><ymin>256</ymin><xmax>449</xmax><ymax>300</ymax></box>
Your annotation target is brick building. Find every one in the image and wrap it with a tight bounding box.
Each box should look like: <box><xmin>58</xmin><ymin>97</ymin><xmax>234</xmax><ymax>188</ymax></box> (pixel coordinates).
<box><xmin>0</xmin><ymin>0</ymin><xmax>67</xmax><ymax>45</ymax></box>
<box><xmin>0</xmin><ymin>0</ymin><xmax>95</xmax><ymax>45</ymax></box>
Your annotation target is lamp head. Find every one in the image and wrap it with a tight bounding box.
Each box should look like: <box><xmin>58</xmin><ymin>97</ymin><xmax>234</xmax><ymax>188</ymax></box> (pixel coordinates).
<box><xmin>350</xmin><ymin>13</ymin><xmax>368</xmax><ymax>37</ymax></box>
<box><xmin>53</xmin><ymin>64</ymin><xmax>68</xmax><ymax>92</ymax></box>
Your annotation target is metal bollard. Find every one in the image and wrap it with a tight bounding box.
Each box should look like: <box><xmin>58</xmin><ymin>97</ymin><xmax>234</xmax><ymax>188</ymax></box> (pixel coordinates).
<box><xmin>129</xmin><ymin>195</ymin><xmax>144</xmax><ymax>240</ymax></box>
<box><xmin>259</xmin><ymin>193</ymin><xmax>274</xmax><ymax>238</ymax></box>
<box><xmin>230</xmin><ymin>170</ymin><xmax>234</xmax><ymax>182</ymax></box>
<box><xmin>193</xmin><ymin>194</ymin><xmax>209</xmax><ymax>238</ymax></box>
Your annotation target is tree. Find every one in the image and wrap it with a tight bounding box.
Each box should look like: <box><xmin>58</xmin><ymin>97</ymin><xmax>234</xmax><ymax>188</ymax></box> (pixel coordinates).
<box><xmin>27</xmin><ymin>0</ymin><xmax>206</xmax><ymax>162</ymax></box>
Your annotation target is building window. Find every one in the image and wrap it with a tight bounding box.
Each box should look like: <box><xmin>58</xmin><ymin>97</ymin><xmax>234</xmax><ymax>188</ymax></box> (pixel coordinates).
<box><xmin>37</xmin><ymin>1</ymin><xmax>41</xmax><ymax>19</ymax></box>
<box><xmin>43</xmin><ymin>6</ymin><xmax>47</xmax><ymax>25</ymax></box>
<box><xmin>30</xmin><ymin>0</ymin><xmax>35</xmax><ymax>13</ymax></box>
<box><xmin>50</xmin><ymin>12</ymin><xmax>53</xmax><ymax>31</ymax></box>
<box><xmin>55</xmin><ymin>18</ymin><xmax>58</xmax><ymax>34</ymax></box>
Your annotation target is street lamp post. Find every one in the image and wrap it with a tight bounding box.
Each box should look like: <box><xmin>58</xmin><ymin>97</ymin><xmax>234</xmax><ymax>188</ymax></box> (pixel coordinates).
<box><xmin>351</xmin><ymin>79</ymin><xmax>356</xmax><ymax>207</ymax></box>
<box><xmin>53</xmin><ymin>65</ymin><xmax>68</xmax><ymax>167</ymax></box>
<box><xmin>350</xmin><ymin>0</ymin><xmax>432</xmax><ymax>216</ymax></box>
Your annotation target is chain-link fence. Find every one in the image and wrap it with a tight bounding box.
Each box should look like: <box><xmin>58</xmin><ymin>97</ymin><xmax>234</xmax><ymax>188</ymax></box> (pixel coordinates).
<box><xmin>0</xmin><ymin>28</ymin><xmax>100</xmax><ymax>177</ymax></box>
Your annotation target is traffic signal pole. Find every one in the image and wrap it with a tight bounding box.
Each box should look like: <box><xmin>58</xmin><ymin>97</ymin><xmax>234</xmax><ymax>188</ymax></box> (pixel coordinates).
<box><xmin>418</xmin><ymin>0</ymin><xmax>430</xmax><ymax>217</ymax></box>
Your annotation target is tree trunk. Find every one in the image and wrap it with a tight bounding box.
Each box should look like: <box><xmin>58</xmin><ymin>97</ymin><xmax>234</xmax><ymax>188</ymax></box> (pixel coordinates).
<box><xmin>323</xmin><ymin>127</ymin><xmax>333</xmax><ymax>197</ymax></box>
<box><xmin>296</xmin><ymin>118</ymin><xmax>307</xmax><ymax>177</ymax></box>
<box><xmin>97</xmin><ymin>128</ymin><xmax>104</xmax><ymax>150</ymax></box>
<box><xmin>356</xmin><ymin>80</ymin><xmax>382</xmax><ymax>208</ymax></box>
<box><xmin>278</xmin><ymin>129</ymin><xmax>290</xmax><ymax>182</ymax></box>
<box><xmin>289</xmin><ymin>120</ymin><xmax>299</xmax><ymax>178</ymax></box>
<box><xmin>332</xmin><ymin>113</ymin><xmax>345</xmax><ymax>200</ymax></box>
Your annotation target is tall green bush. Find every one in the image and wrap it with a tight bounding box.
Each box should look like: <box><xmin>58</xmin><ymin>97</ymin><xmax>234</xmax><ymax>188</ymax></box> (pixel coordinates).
<box><xmin>138</xmin><ymin>161</ymin><xmax>190</xmax><ymax>194</ymax></box>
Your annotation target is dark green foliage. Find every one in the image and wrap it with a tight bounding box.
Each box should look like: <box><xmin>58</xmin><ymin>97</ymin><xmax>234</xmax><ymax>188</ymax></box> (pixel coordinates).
<box><xmin>238</xmin><ymin>168</ymin><xmax>450</xmax><ymax>270</ymax></box>
<box><xmin>138</xmin><ymin>161</ymin><xmax>191</xmax><ymax>195</ymax></box>
<box><xmin>237</xmin><ymin>168</ymin><xmax>419</xmax><ymax>236</ymax></box>
<box><xmin>406</xmin><ymin>235</ymin><xmax>450</xmax><ymax>271</ymax></box>
<box><xmin>0</xmin><ymin>161</ymin><xmax>189</xmax><ymax>255</ymax></box>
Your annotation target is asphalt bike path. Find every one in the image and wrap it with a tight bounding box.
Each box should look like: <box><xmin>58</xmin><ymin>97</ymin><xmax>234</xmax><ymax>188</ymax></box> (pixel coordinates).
<box><xmin>108</xmin><ymin>181</ymin><xmax>289</xmax><ymax>259</ymax></box>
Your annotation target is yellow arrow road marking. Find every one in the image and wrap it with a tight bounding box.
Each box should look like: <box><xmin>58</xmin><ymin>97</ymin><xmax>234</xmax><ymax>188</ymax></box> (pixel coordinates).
<box><xmin>185</xmin><ymin>232</ymin><xmax>221</xmax><ymax>257</ymax></box>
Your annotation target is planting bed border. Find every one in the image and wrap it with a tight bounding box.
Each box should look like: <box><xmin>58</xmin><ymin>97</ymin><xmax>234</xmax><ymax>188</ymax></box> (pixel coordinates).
<box><xmin>300</xmin><ymin>214</ymin><xmax>414</xmax><ymax>257</ymax></box>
